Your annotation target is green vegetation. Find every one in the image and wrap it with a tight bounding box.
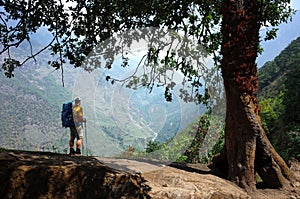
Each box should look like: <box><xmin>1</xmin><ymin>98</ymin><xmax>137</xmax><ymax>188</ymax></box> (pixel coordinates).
<box><xmin>181</xmin><ymin>115</ymin><xmax>224</xmax><ymax>164</ymax></box>
<box><xmin>259</xmin><ymin>92</ymin><xmax>284</xmax><ymax>133</ymax></box>
<box><xmin>122</xmin><ymin>114</ymin><xmax>225</xmax><ymax>164</ymax></box>
<box><xmin>145</xmin><ymin>140</ymin><xmax>161</xmax><ymax>153</ymax></box>
<box><xmin>259</xmin><ymin>36</ymin><xmax>300</xmax><ymax>161</ymax></box>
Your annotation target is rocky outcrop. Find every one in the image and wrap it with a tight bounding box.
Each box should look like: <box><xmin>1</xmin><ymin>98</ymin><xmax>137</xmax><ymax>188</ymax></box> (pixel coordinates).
<box><xmin>0</xmin><ymin>150</ymin><xmax>150</xmax><ymax>199</ymax></box>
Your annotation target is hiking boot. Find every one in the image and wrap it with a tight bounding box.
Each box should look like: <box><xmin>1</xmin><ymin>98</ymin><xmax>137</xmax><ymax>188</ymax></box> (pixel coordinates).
<box><xmin>69</xmin><ymin>148</ymin><xmax>75</xmax><ymax>155</ymax></box>
<box><xmin>75</xmin><ymin>148</ymin><xmax>81</xmax><ymax>155</ymax></box>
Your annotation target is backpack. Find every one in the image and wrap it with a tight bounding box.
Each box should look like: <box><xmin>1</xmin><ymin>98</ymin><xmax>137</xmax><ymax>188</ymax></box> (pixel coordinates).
<box><xmin>61</xmin><ymin>101</ymin><xmax>75</xmax><ymax>127</ymax></box>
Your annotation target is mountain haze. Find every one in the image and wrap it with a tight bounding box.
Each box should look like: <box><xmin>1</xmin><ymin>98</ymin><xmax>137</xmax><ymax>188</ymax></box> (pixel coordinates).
<box><xmin>257</xmin><ymin>10</ymin><xmax>300</xmax><ymax>67</ymax></box>
<box><xmin>0</xmin><ymin>43</ymin><xmax>204</xmax><ymax>157</ymax></box>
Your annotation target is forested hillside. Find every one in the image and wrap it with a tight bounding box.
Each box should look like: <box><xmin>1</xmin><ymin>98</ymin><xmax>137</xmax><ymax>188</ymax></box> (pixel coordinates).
<box><xmin>0</xmin><ymin>64</ymin><xmax>71</xmax><ymax>152</ymax></box>
<box><xmin>259</xmin><ymin>36</ymin><xmax>300</xmax><ymax>161</ymax></box>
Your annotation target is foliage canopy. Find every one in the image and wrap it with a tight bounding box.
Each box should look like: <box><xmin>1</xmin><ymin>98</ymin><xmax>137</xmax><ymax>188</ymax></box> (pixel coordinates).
<box><xmin>0</xmin><ymin>0</ymin><xmax>294</xmax><ymax>77</ymax></box>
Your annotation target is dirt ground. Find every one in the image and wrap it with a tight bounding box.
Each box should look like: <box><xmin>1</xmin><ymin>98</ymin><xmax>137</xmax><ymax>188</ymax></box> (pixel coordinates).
<box><xmin>1</xmin><ymin>150</ymin><xmax>300</xmax><ymax>199</ymax></box>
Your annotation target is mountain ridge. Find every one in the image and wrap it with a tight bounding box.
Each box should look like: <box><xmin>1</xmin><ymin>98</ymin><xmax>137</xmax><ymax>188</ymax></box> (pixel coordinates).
<box><xmin>257</xmin><ymin>10</ymin><xmax>300</xmax><ymax>67</ymax></box>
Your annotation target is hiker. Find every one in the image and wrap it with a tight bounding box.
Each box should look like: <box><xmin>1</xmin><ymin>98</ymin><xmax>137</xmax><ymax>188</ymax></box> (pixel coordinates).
<box><xmin>69</xmin><ymin>97</ymin><xmax>86</xmax><ymax>155</ymax></box>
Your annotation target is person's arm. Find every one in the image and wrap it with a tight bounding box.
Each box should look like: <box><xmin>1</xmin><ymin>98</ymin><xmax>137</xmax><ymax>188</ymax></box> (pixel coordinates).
<box><xmin>79</xmin><ymin>107</ymin><xmax>87</xmax><ymax>122</ymax></box>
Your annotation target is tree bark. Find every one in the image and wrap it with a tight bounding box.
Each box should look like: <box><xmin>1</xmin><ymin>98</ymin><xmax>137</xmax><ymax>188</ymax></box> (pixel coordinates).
<box><xmin>213</xmin><ymin>0</ymin><xmax>294</xmax><ymax>190</ymax></box>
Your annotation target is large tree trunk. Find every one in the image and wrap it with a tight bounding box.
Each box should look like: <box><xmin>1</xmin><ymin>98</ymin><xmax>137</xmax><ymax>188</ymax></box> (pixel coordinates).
<box><xmin>213</xmin><ymin>0</ymin><xmax>294</xmax><ymax>191</ymax></box>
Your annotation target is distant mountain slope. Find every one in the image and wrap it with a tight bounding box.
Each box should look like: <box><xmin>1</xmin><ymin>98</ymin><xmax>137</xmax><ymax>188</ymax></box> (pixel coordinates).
<box><xmin>258</xmin><ymin>36</ymin><xmax>300</xmax><ymax>161</ymax></box>
<box><xmin>0</xmin><ymin>64</ymin><xmax>70</xmax><ymax>152</ymax></box>
<box><xmin>259</xmin><ymin>36</ymin><xmax>300</xmax><ymax>98</ymax></box>
<box><xmin>0</xmin><ymin>63</ymin><xmax>124</xmax><ymax>156</ymax></box>
<box><xmin>257</xmin><ymin>10</ymin><xmax>300</xmax><ymax>67</ymax></box>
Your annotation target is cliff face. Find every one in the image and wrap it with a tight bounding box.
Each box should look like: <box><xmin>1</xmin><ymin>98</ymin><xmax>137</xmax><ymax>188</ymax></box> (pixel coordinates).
<box><xmin>1</xmin><ymin>150</ymin><xmax>300</xmax><ymax>199</ymax></box>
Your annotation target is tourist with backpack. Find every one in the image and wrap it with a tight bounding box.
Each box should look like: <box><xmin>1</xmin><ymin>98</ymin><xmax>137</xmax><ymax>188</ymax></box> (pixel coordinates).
<box><xmin>62</xmin><ymin>97</ymin><xmax>86</xmax><ymax>155</ymax></box>
<box><xmin>70</xmin><ymin>97</ymin><xmax>87</xmax><ymax>155</ymax></box>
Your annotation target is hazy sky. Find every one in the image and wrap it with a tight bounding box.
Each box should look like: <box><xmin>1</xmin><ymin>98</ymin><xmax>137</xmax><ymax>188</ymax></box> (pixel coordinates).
<box><xmin>291</xmin><ymin>0</ymin><xmax>300</xmax><ymax>10</ymax></box>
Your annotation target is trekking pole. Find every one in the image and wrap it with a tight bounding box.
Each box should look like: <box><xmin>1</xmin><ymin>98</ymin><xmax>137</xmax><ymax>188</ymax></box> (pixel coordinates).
<box><xmin>82</xmin><ymin>125</ymin><xmax>85</xmax><ymax>156</ymax></box>
<box><xmin>84</xmin><ymin>121</ymin><xmax>87</xmax><ymax>156</ymax></box>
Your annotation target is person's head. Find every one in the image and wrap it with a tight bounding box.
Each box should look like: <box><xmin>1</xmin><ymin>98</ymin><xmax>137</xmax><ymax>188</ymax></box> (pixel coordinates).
<box><xmin>74</xmin><ymin>97</ymin><xmax>81</xmax><ymax>105</ymax></box>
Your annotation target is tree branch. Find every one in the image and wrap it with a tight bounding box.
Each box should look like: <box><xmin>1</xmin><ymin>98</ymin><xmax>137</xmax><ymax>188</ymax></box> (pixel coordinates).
<box><xmin>20</xmin><ymin>37</ymin><xmax>56</xmax><ymax>66</ymax></box>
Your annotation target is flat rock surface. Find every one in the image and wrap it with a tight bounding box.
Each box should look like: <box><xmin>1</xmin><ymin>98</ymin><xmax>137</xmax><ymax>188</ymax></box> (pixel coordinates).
<box><xmin>98</xmin><ymin>157</ymin><xmax>300</xmax><ymax>199</ymax></box>
<box><xmin>98</xmin><ymin>157</ymin><xmax>250</xmax><ymax>198</ymax></box>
